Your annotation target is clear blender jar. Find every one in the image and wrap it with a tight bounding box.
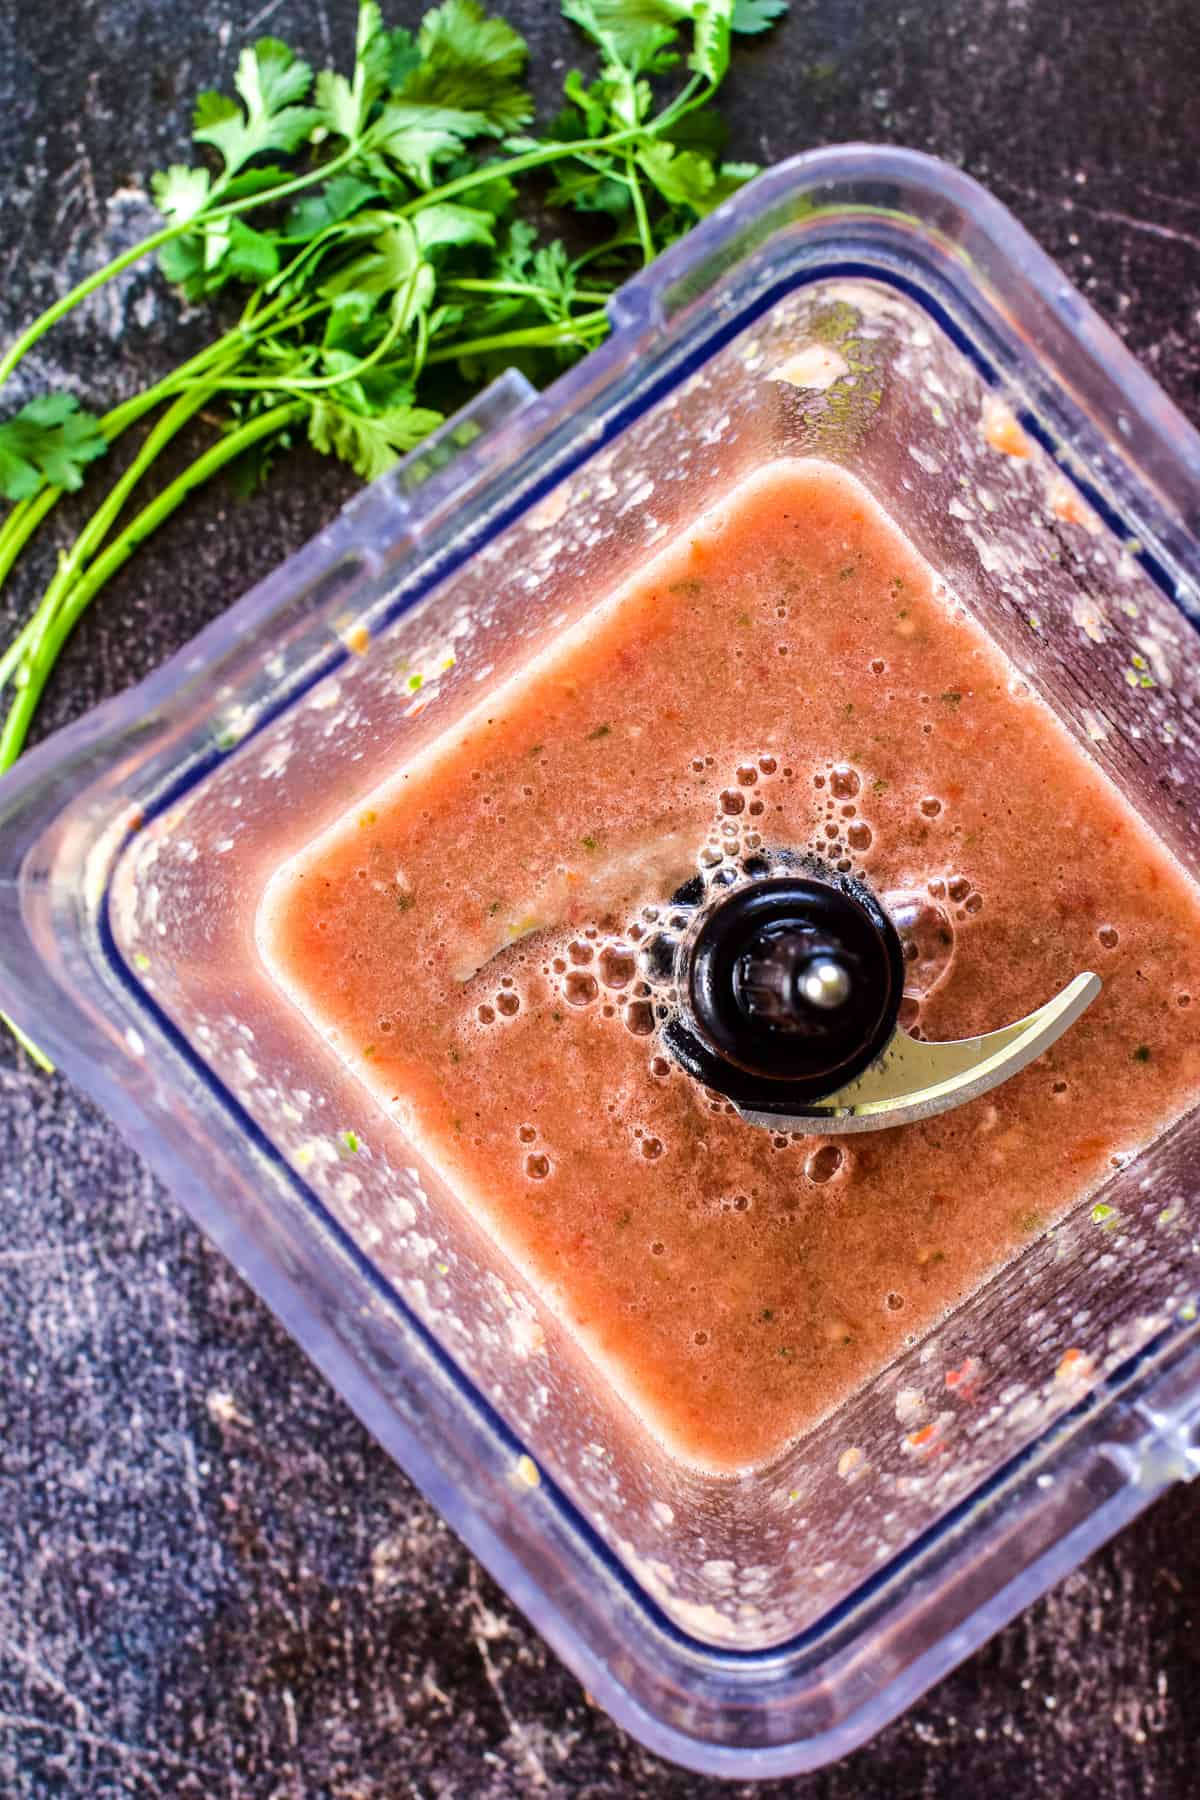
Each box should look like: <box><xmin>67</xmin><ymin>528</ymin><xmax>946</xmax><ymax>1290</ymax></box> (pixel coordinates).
<box><xmin>2</xmin><ymin>146</ymin><xmax>1199</xmax><ymax>1776</ymax></box>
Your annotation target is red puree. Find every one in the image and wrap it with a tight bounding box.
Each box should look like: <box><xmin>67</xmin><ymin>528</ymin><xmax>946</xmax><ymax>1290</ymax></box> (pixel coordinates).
<box><xmin>264</xmin><ymin>461</ymin><xmax>1200</xmax><ymax>1473</ymax></box>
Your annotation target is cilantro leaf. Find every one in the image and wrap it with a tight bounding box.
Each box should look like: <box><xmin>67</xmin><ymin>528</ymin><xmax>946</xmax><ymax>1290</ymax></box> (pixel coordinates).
<box><xmin>0</xmin><ymin>394</ymin><xmax>107</xmax><ymax>500</ymax></box>
<box><xmin>688</xmin><ymin>3</ymin><xmax>733</xmax><ymax>85</ymax></box>
<box><xmin>637</xmin><ymin>141</ymin><xmax>717</xmax><ymax>211</ymax></box>
<box><xmin>192</xmin><ymin>38</ymin><xmax>321</xmax><ymax>177</ymax></box>
<box><xmin>286</xmin><ymin>175</ymin><xmax>381</xmax><ymax>241</ymax></box>
<box><xmin>315</xmin><ymin>0</ymin><xmax>395</xmax><ymax>141</ymax></box>
<box><xmin>158</xmin><ymin>216</ymin><xmax>280</xmax><ymax>298</ymax></box>
<box><xmin>732</xmin><ymin>0</ymin><xmax>788</xmax><ymax>30</ymax></box>
<box><xmin>561</xmin><ymin>0</ymin><xmax>684</xmax><ymax>74</ymax></box>
<box><xmin>398</xmin><ymin>0</ymin><xmax>533</xmax><ymax>135</ymax></box>
<box><xmin>413</xmin><ymin>202</ymin><xmax>498</xmax><ymax>253</ymax></box>
<box><xmin>306</xmin><ymin>395</ymin><xmax>444</xmax><ymax>479</ymax></box>
<box><xmin>151</xmin><ymin>164</ymin><xmax>212</xmax><ymax>225</ymax></box>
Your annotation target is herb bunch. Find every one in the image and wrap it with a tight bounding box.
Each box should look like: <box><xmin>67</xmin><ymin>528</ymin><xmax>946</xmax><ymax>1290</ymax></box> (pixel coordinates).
<box><xmin>0</xmin><ymin>0</ymin><xmax>786</xmax><ymax>784</ymax></box>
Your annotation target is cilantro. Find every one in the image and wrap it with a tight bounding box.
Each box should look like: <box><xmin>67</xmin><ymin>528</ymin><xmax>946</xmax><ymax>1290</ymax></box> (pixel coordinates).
<box><xmin>587</xmin><ymin>722</ymin><xmax>611</xmax><ymax>739</ymax></box>
<box><xmin>398</xmin><ymin>0</ymin><xmax>534</xmax><ymax>134</ymax></box>
<box><xmin>0</xmin><ymin>395</ymin><xmax>107</xmax><ymax>501</ymax></box>
<box><xmin>0</xmin><ymin>0</ymin><xmax>790</xmax><ymax>1072</ymax></box>
<box><xmin>581</xmin><ymin>833</ymin><xmax>599</xmax><ymax>850</ymax></box>
<box><xmin>341</xmin><ymin>1129</ymin><xmax>361</xmax><ymax>1153</ymax></box>
<box><xmin>192</xmin><ymin>39</ymin><xmax>323</xmax><ymax>179</ymax></box>
<box><xmin>308</xmin><ymin>396</ymin><xmax>445</xmax><ymax>481</ymax></box>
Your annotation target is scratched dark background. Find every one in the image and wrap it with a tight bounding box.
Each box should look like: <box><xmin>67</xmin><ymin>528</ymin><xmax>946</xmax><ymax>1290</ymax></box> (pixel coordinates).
<box><xmin>3</xmin><ymin>1</ymin><xmax>1200</xmax><ymax>1794</ymax></box>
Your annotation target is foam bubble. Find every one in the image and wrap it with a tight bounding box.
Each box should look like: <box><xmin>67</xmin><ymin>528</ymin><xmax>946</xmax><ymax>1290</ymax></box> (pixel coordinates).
<box><xmin>807</xmin><ymin>1145</ymin><xmax>845</xmax><ymax>1183</ymax></box>
<box><xmin>625</xmin><ymin>1000</ymin><xmax>655</xmax><ymax>1035</ymax></box>
<box><xmin>599</xmin><ymin>945</ymin><xmax>636</xmax><ymax>987</ymax></box>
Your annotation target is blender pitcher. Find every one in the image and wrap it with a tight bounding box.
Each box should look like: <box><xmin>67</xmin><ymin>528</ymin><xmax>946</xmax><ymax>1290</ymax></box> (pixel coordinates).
<box><xmin>2</xmin><ymin>147</ymin><xmax>1200</xmax><ymax>1777</ymax></box>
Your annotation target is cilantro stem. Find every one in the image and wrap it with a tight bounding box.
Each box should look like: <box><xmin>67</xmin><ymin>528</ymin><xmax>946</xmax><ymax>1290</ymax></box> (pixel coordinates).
<box><xmin>0</xmin><ymin>389</ymin><xmax>213</xmax><ymax>702</ymax></box>
<box><xmin>0</xmin><ymin>400</ymin><xmax>304</xmax><ymax>770</ymax></box>
<box><xmin>0</xmin><ymin>224</ymin><xmax>183</xmax><ymax>392</ymax></box>
<box><xmin>445</xmin><ymin>277</ymin><xmax>613</xmax><ymax>306</ymax></box>
<box><xmin>569</xmin><ymin>231</ymin><xmax>643</xmax><ymax>271</ymax></box>
<box><xmin>0</xmin><ymin>320</ymin><xmax>305</xmax><ymax>685</ymax></box>
<box><xmin>16</xmin><ymin>388</ymin><xmax>216</xmax><ymax>680</ymax></box>
<box><xmin>209</xmin><ymin>295</ymin><xmax>408</xmax><ymax>393</ymax></box>
<box><xmin>0</xmin><ymin>490</ymin><xmax>56</xmax><ymax>591</ymax></box>
<box><xmin>0</xmin><ymin>143</ymin><xmax>365</xmax><ymax>398</ymax></box>
<box><xmin>423</xmin><ymin>310</ymin><xmax>609</xmax><ymax>364</ymax></box>
<box><xmin>395</xmin><ymin>104</ymin><xmax>707</xmax><ymax>219</ymax></box>
<box><xmin>624</xmin><ymin>155</ymin><xmax>656</xmax><ymax>266</ymax></box>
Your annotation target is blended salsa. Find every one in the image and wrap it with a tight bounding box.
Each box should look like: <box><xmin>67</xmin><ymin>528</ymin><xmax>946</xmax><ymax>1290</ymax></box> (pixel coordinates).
<box><xmin>262</xmin><ymin>461</ymin><xmax>1200</xmax><ymax>1472</ymax></box>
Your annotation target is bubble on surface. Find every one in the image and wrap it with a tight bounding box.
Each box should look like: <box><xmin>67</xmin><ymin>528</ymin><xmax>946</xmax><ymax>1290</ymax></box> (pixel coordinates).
<box><xmin>525</xmin><ymin>1153</ymin><xmax>550</xmax><ymax>1180</ymax></box>
<box><xmin>806</xmin><ymin>1144</ymin><xmax>845</xmax><ymax>1184</ymax></box>
<box><xmin>847</xmin><ymin>822</ymin><xmax>872</xmax><ymax>851</ymax></box>
<box><xmin>625</xmin><ymin>999</ymin><xmax>655</xmax><ymax>1035</ymax></box>
<box><xmin>564</xmin><ymin>971</ymin><xmax>599</xmax><ymax>1006</ymax></box>
<box><xmin>1097</xmin><ymin>924</ymin><xmax>1119</xmax><ymax>949</ymax></box>
<box><xmin>920</xmin><ymin>796</ymin><xmax>942</xmax><ymax>817</ymax></box>
<box><xmin>569</xmin><ymin>939</ymin><xmax>593</xmax><ymax>965</ymax></box>
<box><xmin>892</xmin><ymin>896</ymin><xmax>957</xmax><ymax>1008</ymax></box>
<box><xmin>642</xmin><ymin>1137</ymin><xmax>665</xmax><ymax>1160</ymax></box>
<box><xmin>830</xmin><ymin>764</ymin><xmax>860</xmax><ymax>799</ymax></box>
<box><xmin>496</xmin><ymin>990</ymin><xmax>520</xmax><ymax>1016</ymax></box>
<box><xmin>518</xmin><ymin>1124</ymin><xmax>537</xmax><ymax>1143</ymax></box>
<box><xmin>599</xmin><ymin>944</ymin><xmax>636</xmax><ymax>988</ymax></box>
<box><xmin>477</xmin><ymin>1003</ymin><xmax>496</xmax><ymax>1024</ymax></box>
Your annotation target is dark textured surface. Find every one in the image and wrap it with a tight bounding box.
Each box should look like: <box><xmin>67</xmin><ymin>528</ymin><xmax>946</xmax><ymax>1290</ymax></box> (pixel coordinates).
<box><xmin>3</xmin><ymin>2</ymin><xmax>1200</xmax><ymax>1793</ymax></box>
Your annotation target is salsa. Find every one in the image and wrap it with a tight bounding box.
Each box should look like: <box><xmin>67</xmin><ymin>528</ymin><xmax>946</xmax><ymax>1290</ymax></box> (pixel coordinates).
<box><xmin>262</xmin><ymin>460</ymin><xmax>1200</xmax><ymax>1472</ymax></box>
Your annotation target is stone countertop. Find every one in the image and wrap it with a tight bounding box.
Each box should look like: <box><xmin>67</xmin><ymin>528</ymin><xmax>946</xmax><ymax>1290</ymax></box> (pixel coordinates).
<box><xmin>3</xmin><ymin>2</ymin><xmax>1200</xmax><ymax>1794</ymax></box>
